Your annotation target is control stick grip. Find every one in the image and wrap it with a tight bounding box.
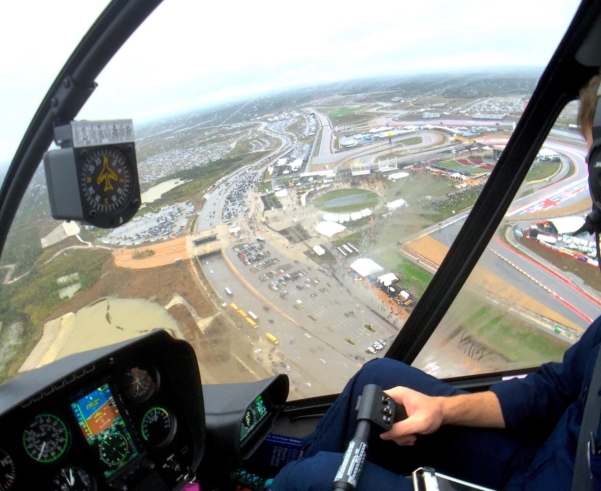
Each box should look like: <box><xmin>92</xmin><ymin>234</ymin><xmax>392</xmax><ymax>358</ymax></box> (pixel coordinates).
<box><xmin>332</xmin><ymin>385</ymin><xmax>407</xmax><ymax>491</ymax></box>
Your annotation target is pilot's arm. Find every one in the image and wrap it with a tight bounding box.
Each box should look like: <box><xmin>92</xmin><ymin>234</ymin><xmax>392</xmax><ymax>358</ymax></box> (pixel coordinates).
<box><xmin>381</xmin><ymin>316</ymin><xmax>601</xmax><ymax>445</ymax></box>
<box><xmin>380</xmin><ymin>386</ymin><xmax>504</xmax><ymax>446</ymax></box>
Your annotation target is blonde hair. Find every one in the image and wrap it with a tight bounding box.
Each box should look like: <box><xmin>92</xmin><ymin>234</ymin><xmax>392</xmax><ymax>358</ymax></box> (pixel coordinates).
<box><xmin>578</xmin><ymin>72</ymin><xmax>601</xmax><ymax>138</ymax></box>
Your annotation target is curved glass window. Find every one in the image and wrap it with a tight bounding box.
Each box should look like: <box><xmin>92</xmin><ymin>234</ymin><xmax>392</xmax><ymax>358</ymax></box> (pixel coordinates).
<box><xmin>0</xmin><ymin>0</ymin><xmax>580</xmax><ymax>399</ymax></box>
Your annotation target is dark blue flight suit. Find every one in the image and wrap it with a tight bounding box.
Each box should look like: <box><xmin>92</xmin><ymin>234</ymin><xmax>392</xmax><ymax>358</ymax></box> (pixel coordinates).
<box><xmin>270</xmin><ymin>317</ymin><xmax>601</xmax><ymax>490</ymax></box>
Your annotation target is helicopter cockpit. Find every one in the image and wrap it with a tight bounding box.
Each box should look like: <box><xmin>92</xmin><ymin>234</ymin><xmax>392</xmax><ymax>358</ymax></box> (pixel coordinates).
<box><xmin>1</xmin><ymin>0</ymin><xmax>601</xmax><ymax>489</ymax></box>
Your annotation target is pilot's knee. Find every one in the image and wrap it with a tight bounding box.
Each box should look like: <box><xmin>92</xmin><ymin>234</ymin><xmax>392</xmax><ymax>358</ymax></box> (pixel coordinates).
<box><xmin>268</xmin><ymin>451</ymin><xmax>413</xmax><ymax>491</ymax></box>
<box><xmin>355</xmin><ymin>357</ymin><xmax>411</xmax><ymax>389</ymax></box>
<box><xmin>268</xmin><ymin>451</ymin><xmax>343</xmax><ymax>491</ymax></box>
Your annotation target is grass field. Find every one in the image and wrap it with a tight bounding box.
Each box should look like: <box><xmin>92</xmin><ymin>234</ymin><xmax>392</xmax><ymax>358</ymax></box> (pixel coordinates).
<box><xmin>332</xmin><ymin>231</ymin><xmax>366</xmax><ymax>248</ymax></box>
<box><xmin>375</xmin><ymin>137</ymin><xmax>424</xmax><ymax>162</ymax></box>
<box><xmin>262</xmin><ymin>193</ymin><xmax>282</xmax><ymax>209</ymax></box>
<box><xmin>258</xmin><ymin>181</ymin><xmax>272</xmax><ymax>193</ymax></box>
<box><xmin>327</xmin><ymin>106</ymin><xmax>366</xmax><ymax>119</ymax></box>
<box><xmin>443</xmin><ymin>295</ymin><xmax>568</xmax><ymax>364</ymax></box>
<box><xmin>370</xmin><ymin>252</ymin><xmax>432</xmax><ymax>297</ymax></box>
<box><xmin>526</xmin><ymin>160</ymin><xmax>562</xmax><ymax>183</ymax></box>
<box><xmin>326</xmin><ymin>106</ymin><xmax>372</xmax><ymax>127</ymax></box>
<box><xmin>313</xmin><ymin>189</ymin><xmax>379</xmax><ymax>213</ymax></box>
<box><xmin>313</xmin><ymin>131</ymin><xmax>323</xmax><ymax>157</ymax></box>
<box><xmin>438</xmin><ymin>160</ymin><xmax>490</xmax><ymax>174</ymax></box>
<box><xmin>277</xmin><ymin>177</ymin><xmax>295</xmax><ymax>186</ymax></box>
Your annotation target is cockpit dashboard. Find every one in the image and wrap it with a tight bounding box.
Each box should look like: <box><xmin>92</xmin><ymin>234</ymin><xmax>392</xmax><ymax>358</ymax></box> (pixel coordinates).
<box><xmin>0</xmin><ymin>330</ymin><xmax>288</xmax><ymax>491</ymax></box>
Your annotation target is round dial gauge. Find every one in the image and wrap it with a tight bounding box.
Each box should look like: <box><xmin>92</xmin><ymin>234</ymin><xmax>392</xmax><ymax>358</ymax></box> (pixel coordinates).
<box><xmin>123</xmin><ymin>366</ymin><xmax>158</xmax><ymax>403</ymax></box>
<box><xmin>141</xmin><ymin>407</ymin><xmax>176</xmax><ymax>447</ymax></box>
<box><xmin>0</xmin><ymin>448</ymin><xmax>16</xmax><ymax>491</ymax></box>
<box><xmin>243</xmin><ymin>408</ymin><xmax>255</xmax><ymax>429</ymax></box>
<box><xmin>50</xmin><ymin>467</ymin><xmax>96</xmax><ymax>491</ymax></box>
<box><xmin>98</xmin><ymin>431</ymin><xmax>130</xmax><ymax>467</ymax></box>
<box><xmin>23</xmin><ymin>414</ymin><xmax>69</xmax><ymax>463</ymax></box>
<box><xmin>80</xmin><ymin>146</ymin><xmax>133</xmax><ymax>214</ymax></box>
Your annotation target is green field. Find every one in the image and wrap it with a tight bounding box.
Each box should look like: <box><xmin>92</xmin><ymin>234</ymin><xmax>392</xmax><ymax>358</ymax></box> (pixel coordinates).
<box><xmin>526</xmin><ymin>160</ymin><xmax>562</xmax><ymax>183</ymax></box>
<box><xmin>327</xmin><ymin>106</ymin><xmax>366</xmax><ymax>119</ymax></box>
<box><xmin>445</xmin><ymin>295</ymin><xmax>568</xmax><ymax>364</ymax></box>
<box><xmin>262</xmin><ymin>193</ymin><xmax>282</xmax><ymax>209</ymax></box>
<box><xmin>258</xmin><ymin>181</ymin><xmax>272</xmax><ymax>193</ymax></box>
<box><xmin>375</xmin><ymin>137</ymin><xmax>424</xmax><ymax>162</ymax></box>
<box><xmin>438</xmin><ymin>160</ymin><xmax>490</xmax><ymax>174</ymax></box>
<box><xmin>0</xmin><ymin>248</ymin><xmax>110</xmax><ymax>384</ymax></box>
<box><xmin>326</xmin><ymin>106</ymin><xmax>371</xmax><ymax>126</ymax></box>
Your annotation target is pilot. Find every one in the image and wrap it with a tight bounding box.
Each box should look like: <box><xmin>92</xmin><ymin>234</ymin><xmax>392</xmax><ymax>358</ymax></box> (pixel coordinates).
<box><xmin>269</xmin><ymin>72</ymin><xmax>601</xmax><ymax>491</ymax></box>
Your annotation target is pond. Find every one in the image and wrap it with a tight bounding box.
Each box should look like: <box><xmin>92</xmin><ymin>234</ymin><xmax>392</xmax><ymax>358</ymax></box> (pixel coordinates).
<box><xmin>323</xmin><ymin>193</ymin><xmax>369</xmax><ymax>209</ymax></box>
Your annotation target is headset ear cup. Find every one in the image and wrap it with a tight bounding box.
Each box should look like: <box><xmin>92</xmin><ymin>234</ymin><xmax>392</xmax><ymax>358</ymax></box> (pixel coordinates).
<box><xmin>589</xmin><ymin>141</ymin><xmax>601</xmax><ymax>210</ymax></box>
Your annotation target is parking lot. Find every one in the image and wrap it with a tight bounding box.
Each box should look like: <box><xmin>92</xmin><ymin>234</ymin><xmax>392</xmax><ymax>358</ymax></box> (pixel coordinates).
<box><xmin>227</xmin><ymin>241</ymin><xmax>398</xmax><ymax>361</ymax></box>
<box><xmin>101</xmin><ymin>202</ymin><xmax>194</xmax><ymax>246</ymax></box>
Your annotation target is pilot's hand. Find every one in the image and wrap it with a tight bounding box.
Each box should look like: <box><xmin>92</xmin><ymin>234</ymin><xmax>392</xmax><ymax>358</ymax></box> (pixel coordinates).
<box><xmin>379</xmin><ymin>386</ymin><xmax>443</xmax><ymax>446</ymax></box>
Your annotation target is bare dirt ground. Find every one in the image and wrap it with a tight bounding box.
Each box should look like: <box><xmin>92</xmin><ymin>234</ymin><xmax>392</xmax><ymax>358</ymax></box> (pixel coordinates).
<box><xmin>41</xmin><ymin>256</ymin><xmax>269</xmax><ymax>385</ymax></box>
<box><xmin>406</xmin><ymin>235</ymin><xmax>582</xmax><ymax>332</ymax></box>
<box><xmin>112</xmin><ymin>237</ymin><xmax>188</xmax><ymax>269</ymax></box>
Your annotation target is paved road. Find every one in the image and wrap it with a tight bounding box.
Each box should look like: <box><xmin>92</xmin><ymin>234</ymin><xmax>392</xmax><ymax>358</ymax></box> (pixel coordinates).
<box><xmin>201</xmin><ymin>244</ymin><xmax>395</xmax><ymax>396</ymax></box>
<box><xmin>197</xmin><ymin>121</ymin><xmax>295</xmax><ymax>232</ymax></box>
<box><xmin>311</xmin><ymin>109</ymin><xmax>333</xmax><ymax>158</ymax></box>
<box><xmin>430</xmin><ymin>219</ymin><xmax>600</xmax><ymax>329</ymax></box>
<box><xmin>423</xmin><ymin>135</ymin><xmax>600</xmax><ymax>331</ymax></box>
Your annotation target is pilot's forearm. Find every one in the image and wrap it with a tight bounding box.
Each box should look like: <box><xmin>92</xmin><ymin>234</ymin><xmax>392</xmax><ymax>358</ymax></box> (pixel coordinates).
<box><xmin>439</xmin><ymin>391</ymin><xmax>505</xmax><ymax>429</ymax></box>
<box><xmin>382</xmin><ymin>387</ymin><xmax>506</xmax><ymax>445</ymax></box>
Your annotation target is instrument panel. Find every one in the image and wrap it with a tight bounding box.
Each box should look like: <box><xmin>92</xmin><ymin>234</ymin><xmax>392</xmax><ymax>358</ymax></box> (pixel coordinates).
<box><xmin>0</xmin><ymin>331</ymin><xmax>204</xmax><ymax>491</ymax></box>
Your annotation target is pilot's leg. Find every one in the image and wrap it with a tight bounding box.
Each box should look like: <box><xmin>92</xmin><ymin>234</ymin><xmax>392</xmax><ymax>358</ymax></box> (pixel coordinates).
<box><xmin>268</xmin><ymin>450</ymin><xmax>413</xmax><ymax>491</ymax></box>
<box><xmin>272</xmin><ymin>358</ymin><xmax>538</xmax><ymax>490</ymax></box>
<box><xmin>301</xmin><ymin>357</ymin><xmax>464</xmax><ymax>459</ymax></box>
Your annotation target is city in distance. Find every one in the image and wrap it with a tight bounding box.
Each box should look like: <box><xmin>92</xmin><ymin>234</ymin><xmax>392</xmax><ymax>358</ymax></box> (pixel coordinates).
<box><xmin>1</xmin><ymin>69</ymin><xmax>593</xmax><ymax>400</ymax></box>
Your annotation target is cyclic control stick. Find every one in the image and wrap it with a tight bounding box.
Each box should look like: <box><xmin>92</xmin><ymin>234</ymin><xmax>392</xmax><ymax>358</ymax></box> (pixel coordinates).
<box><xmin>332</xmin><ymin>384</ymin><xmax>407</xmax><ymax>491</ymax></box>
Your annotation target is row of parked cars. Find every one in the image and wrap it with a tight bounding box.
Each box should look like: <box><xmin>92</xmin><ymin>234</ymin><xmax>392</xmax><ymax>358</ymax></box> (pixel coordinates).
<box><xmin>365</xmin><ymin>338</ymin><xmax>388</xmax><ymax>354</ymax></box>
<box><xmin>264</xmin><ymin>268</ymin><xmax>312</xmax><ymax>291</ymax></box>
<box><xmin>222</xmin><ymin>171</ymin><xmax>256</xmax><ymax>222</ymax></box>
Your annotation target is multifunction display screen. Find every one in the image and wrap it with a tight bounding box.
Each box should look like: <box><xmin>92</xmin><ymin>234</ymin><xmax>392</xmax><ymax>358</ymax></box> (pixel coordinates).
<box><xmin>71</xmin><ymin>383</ymin><xmax>139</xmax><ymax>477</ymax></box>
<box><xmin>240</xmin><ymin>395</ymin><xmax>269</xmax><ymax>442</ymax></box>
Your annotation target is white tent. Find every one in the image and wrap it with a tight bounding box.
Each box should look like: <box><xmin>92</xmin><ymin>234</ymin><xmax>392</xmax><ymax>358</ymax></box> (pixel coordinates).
<box><xmin>313</xmin><ymin>245</ymin><xmax>326</xmax><ymax>256</ymax></box>
<box><xmin>350</xmin><ymin>258</ymin><xmax>384</xmax><ymax>277</ymax></box>
<box><xmin>386</xmin><ymin>199</ymin><xmax>407</xmax><ymax>211</ymax></box>
<box><xmin>377</xmin><ymin>272</ymin><xmax>398</xmax><ymax>286</ymax></box>
<box><xmin>350</xmin><ymin>212</ymin><xmax>363</xmax><ymax>221</ymax></box>
<box><xmin>360</xmin><ymin>208</ymin><xmax>372</xmax><ymax>217</ymax></box>
<box><xmin>315</xmin><ymin>221</ymin><xmax>346</xmax><ymax>237</ymax></box>
<box><xmin>275</xmin><ymin>189</ymin><xmax>288</xmax><ymax>198</ymax></box>
<box><xmin>387</xmin><ymin>172</ymin><xmax>409</xmax><ymax>181</ymax></box>
<box><xmin>550</xmin><ymin>216</ymin><xmax>586</xmax><ymax>235</ymax></box>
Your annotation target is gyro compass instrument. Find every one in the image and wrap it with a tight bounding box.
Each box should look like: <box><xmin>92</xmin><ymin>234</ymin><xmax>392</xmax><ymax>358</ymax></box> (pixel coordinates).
<box><xmin>44</xmin><ymin>119</ymin><xmax>141</xmax><ymax>228</ymax></box>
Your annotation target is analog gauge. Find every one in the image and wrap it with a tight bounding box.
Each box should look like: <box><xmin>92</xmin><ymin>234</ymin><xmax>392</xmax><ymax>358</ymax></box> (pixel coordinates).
<box><xmin>123</xmin><ymin>366</ymin><xmax>158</xmax><ymax>403</ymax></box>
<box><xmin>141</xmin><ymin>407</ymin><xmax>176</xmax><ymax>447</ymax></box>
<box><xmin>98</xmin><ymin>431</ymin><xmax>130</xmax><ymax>467</ymax></box>
<box><xmin>23</xmin><ymin>414</ymin><xmax>69</xmax><ymax>463</ymax></box>
<box><xmin>79</xmin><ymin>146</ymin><xmax>133</xmax><ymax>214</ymax></box>
<box><xmin>243</xmin><ymin>408</ymin><xmax>255</xmax><ymax>429</ymax></box>
<box><xmin>0</xmin><ymin>448</ymin><xmax>16</xmax><ymax>491</ymax></box>
<box><xmin>51</xmin><ymin>467</ymin><xmax>96</xmax><ymax>491</ymax></box>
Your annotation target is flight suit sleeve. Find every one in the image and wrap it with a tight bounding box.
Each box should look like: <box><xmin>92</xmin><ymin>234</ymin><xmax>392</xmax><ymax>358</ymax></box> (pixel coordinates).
<box><xmin>489</xmin><ymin>316</ymin><xmax>601</xmax><ymax>432</ymax></box>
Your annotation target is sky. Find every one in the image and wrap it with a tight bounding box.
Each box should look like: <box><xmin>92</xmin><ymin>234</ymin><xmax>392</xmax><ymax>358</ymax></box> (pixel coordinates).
<box><xmin>0</xmin><ymin>0</ymin><xmax>582</xmax><ymax>167</ymax></box>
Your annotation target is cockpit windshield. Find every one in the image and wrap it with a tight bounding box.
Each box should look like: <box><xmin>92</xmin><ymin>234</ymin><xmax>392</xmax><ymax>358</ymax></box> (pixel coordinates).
<box><xmin>0</xmin><ymin>0</ymin><xmax>585</xmax><ymax>401</ymax></box>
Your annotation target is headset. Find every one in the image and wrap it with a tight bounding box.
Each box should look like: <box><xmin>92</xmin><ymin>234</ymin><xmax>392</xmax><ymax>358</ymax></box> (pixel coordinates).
<box><xmin>574</xmin><ymin>82</ymin><xmax>601</xmax><ymax>238</ymax></box>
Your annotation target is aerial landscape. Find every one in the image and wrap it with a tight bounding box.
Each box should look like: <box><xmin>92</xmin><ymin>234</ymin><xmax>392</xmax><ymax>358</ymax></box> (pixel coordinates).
<box><xmin>1</xmin><ymin>69</ymin><xmax>597</xmax><ymax>400</ymax></box>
